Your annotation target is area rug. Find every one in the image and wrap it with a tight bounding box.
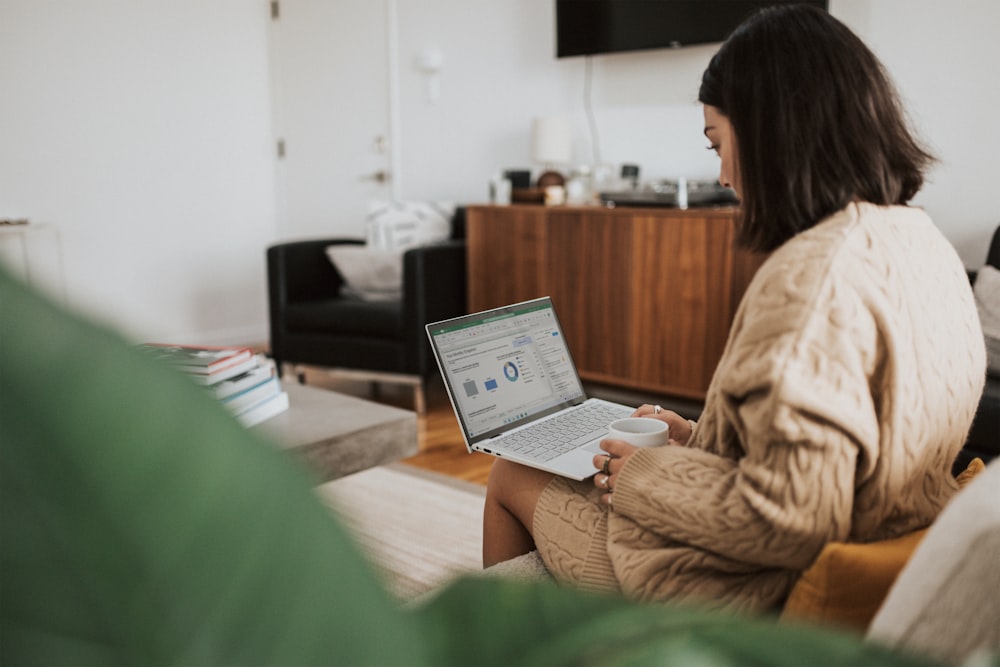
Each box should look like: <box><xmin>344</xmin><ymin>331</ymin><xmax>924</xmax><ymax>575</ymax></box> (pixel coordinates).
<box><xmin>315</xmin><ymin>463</ymin><xmax>486</xmax><ymax>602</ymax></box>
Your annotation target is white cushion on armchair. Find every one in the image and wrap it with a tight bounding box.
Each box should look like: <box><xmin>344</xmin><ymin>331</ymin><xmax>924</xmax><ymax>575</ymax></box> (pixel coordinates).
<box><xmin>973</xmin><ymin>264</ymin><xmax>1000</xmax><ymax>376</ymax></box>
<box><xmin>365</xmin><ymin>200</ymin><xmax>454</xmax><ymax>250</ymax></box>
<box><xmin>325</xmin><ymin>200</ymin><xmax>455</xmax><ymax>301</ymax></box>
<box><xmin>324</xmin><ymin>246</ymin><xmax>403</xmax><ymax>302</ymax></box>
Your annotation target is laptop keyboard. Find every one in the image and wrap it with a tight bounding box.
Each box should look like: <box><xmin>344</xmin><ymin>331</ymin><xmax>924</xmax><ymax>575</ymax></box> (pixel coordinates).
<box><xmin>497</xmin><ymin>402</ymin><xmax>633</xmax><ymax>463</ymax></box>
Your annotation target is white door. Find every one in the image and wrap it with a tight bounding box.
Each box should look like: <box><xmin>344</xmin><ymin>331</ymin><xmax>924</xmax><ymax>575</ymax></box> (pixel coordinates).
<box><xmin>268</xmin><ymin>0</ymin><xmax>394</xmax><ymax>240</ymax></box>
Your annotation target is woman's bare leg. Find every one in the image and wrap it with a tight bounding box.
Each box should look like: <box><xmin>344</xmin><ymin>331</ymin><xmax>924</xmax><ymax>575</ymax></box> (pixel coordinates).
<box><xmin>482</xmin><ymin>459</ymin><xmax>556</xmax><ymax>567</ymax></box>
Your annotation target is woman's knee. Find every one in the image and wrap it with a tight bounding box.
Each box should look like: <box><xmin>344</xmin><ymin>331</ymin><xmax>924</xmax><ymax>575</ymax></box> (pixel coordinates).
<box><xmin>486</xmin><ymin>460</ymin><xmax>555</xmax><ymax>523</ymax></box>
<box><xmin>486</xmin><ymin>458</ymin><xmax>520</xmax><ymax>498</ymax></box>
<box><xmin>487</xmin><ymin>459</ymin><xmax>545</xmax><ymax>499</ymax></box>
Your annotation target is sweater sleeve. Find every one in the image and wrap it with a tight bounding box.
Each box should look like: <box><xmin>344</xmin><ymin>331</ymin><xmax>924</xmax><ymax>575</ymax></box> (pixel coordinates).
<box><xmin>610</xmin><ymin>260</ymin><xmax>881</xmax><ymax>572</ymax></box>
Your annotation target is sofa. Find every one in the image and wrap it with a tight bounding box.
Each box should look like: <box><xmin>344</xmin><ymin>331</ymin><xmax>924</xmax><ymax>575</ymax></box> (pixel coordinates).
<box><xmin>487</xmin><ymin>457</ymin><xmax>999</xmax><ymax>663</ymax></box>
<box><xmin>866</xmin><ymin>457</ymin><xmax>1000</xmax><ymax>663</ymax></box>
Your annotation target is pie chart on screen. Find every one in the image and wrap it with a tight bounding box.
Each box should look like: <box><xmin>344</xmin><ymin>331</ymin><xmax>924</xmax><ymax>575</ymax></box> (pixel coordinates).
<box><xmin>503</xmin><ymin>361</ymin><xmax>519</xmax><ymax>381</ymax></box>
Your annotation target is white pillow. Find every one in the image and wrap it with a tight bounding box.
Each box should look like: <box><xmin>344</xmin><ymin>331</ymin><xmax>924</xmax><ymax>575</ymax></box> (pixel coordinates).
<box><xmin>365</xmin><ymin>200</ymin><xmax>454</xmax><ymax>250</ymax></box>
<box><xmin>325</xmin><ymin>246</ymin><xmax>403</xmax><ymax>302</ymax></box>
<box><xmin>973</xmin><ymin>264</ymin><xmax>1000</xmax><ymax>376</ymax></box>
<box><xmin>867</xmin><ymin>459</ymin><xmax>1000</xmax><ymax>663</ymax></box>
<box><xmin>325</xmin><ymin>201</ymin><xmax>455</xmax><ymax>301</ymax></box>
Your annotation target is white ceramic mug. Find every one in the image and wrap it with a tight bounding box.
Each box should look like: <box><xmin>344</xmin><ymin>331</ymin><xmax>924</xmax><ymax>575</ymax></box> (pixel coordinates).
<box><xmin>607</xmin><ymin>417</ymin><xmax>669</xmax><ymax>448</ymax></box>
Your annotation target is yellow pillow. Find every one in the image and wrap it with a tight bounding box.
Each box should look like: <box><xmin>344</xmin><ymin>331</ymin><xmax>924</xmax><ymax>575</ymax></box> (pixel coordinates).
<box><xmin>780</xmin><ymin>529</ymin><xmax>927</xmax><ymax>632</ymax></box>
<box><xmin>955</xmin><ymin>456</ymin><xmax>985</xmax><ymax>487</ymax></box>
<box><xmin>780</xmin><ymin>458</ymin><xmax>985</xmax><ymax>632</ymax></box>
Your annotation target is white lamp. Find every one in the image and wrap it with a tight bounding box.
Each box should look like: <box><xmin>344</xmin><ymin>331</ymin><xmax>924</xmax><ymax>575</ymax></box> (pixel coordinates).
<box><xmin>531</xmin><ymin>116</ymin><xmax>572</xmax><ymax>188</ymax></box>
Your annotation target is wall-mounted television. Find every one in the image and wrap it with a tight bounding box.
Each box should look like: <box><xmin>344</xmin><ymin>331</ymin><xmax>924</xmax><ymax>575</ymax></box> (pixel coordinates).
<box><xmin>556</xmin><ymin>0</ymin><xmax>829</xmax><ymax>58</ymax></box>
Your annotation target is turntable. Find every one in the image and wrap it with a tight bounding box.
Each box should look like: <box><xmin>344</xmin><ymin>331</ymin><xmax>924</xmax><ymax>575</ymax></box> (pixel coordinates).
<box><xmin>599</xmin><ymin>179</ymin><xmax>738</xmax><ymax>208</ymax></box>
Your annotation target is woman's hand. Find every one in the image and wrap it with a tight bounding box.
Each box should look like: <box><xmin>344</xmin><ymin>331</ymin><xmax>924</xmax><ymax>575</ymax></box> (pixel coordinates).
<box><xmin>592</xmin><ymin>439</ymin><xmax>639</xmax><ymax>506</ymax></box>
<box><xmin>593</xmin><ymin>404</ymin><xmax>693</xmax><ymax>506</ymax></box>
<box><xmin>631</xmin><ymin>404</ymin><xmax>692</xmax><ymax>446</ymax></box>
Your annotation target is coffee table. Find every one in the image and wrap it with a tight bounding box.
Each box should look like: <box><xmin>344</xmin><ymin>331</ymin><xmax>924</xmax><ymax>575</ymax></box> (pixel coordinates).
<box><xmin>252</xmin><ymin>382</ymin><xmax>417</xmax><ymax>482</ymax></box>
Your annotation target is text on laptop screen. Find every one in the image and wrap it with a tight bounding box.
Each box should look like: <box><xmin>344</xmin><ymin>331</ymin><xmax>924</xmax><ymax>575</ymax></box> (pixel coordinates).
<box><xmin>428</xmin><ymin>300</ymin><xmax>586</xmax><ymax>439</ymax></box>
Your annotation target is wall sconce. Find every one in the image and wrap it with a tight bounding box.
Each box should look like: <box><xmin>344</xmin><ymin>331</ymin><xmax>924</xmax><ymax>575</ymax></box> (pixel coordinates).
<box><xmin>415</xmin><ymin>49</ymin><xmax>444</xmax><ymax>103</ymax></box>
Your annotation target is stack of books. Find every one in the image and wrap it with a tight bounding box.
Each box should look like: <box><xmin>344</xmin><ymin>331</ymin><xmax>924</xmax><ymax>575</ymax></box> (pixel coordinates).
<box><xmin>137</xmin><ymin>343</ymin><xmax>288</xmax><ymax>427</ymax></box>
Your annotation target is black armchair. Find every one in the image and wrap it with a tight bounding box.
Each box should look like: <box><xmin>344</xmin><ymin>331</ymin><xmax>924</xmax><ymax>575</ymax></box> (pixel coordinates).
<box><xmin>266</xmin><ymin>208</ymin><xmax>467</xmax><ymax>413</ymax></box>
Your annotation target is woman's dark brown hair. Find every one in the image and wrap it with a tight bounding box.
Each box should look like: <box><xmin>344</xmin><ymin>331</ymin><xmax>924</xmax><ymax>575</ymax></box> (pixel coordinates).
<box><xmin>698</xmin><ymin>5</ymin><xmax>934</xmax><ymax>253</ymax></box>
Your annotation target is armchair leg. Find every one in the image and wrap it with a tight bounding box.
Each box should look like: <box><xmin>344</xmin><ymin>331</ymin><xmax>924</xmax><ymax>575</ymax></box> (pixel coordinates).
<box><xmin>313</xmin><ymin>368</ymin><xmax>426</xmax><ymax>415</ymax></box>
<box><xmin>275</xmin><ymin>361</ymin><xmax>305</xmax><ymax>384</ymax></box>
<box><xmin>413</xmin><ymin>382</ymin><xmax>426</xmax><ymax>416</ymax></box>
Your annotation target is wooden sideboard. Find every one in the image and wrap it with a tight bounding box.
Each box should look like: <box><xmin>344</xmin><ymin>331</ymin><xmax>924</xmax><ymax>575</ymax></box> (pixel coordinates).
<box><xmin>465</xmin><ymin>205</ymin><xmax>764</xmax><ymax>400</ymax></box>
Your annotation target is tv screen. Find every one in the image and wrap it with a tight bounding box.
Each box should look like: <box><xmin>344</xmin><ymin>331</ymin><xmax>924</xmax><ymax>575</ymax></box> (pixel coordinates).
<box><xmin>556</xmin><ymin>0</ymin><xmax>829</xmax><ymax>58</ymax></box>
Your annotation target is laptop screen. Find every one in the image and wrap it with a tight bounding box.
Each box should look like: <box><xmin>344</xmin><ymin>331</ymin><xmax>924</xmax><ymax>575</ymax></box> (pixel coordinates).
<box><xmin>427</xmin><ymin>297</ymin><xmax>587</xmax><ymax>443</ymax></box>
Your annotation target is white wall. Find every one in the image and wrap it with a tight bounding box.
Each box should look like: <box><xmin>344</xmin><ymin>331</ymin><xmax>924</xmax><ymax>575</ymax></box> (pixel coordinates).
<box><xmin>395</xmin><ymin>0</ymin><xmax>721</xmax><ymax>201</ymax></box>
<box><xmin>833</xmin><ymin>0</ymin><xmax>1000</xmax><ymax>266</ymax></box>
<box><xmin>394</xmin><ymin>0</ymin><xmax>999</xmax><ymax>266</ymax></box>
<box><xmin>2</xmin><ymin>1</ymin><xmax>996</xmax><ymax>346</ymax></box>
<box><xmin>0</xmin><ymin>0</ymin><xmax>276</xmax><ymax>345</ymax></box>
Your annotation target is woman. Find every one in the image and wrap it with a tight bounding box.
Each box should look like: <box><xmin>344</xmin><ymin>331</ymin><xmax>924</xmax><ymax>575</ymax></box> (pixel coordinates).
<box><xmin>483</xmin><ymin>5</ymin><xmax>986</xmax><ymax>612</ymax></box>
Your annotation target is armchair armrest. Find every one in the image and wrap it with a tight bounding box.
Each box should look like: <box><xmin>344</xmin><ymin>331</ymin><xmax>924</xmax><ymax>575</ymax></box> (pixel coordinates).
<box><xmin>266</xmin><ymin>238</ymin><xmax>364</xmax><ymax>370</ymax></box>
<box><xmin>267</xmin><ymin>238</ymin><xmax>363</xmax><ymax>304</ymax></box>
<box><xmin>401</xmin><ymin>239</ymin><xmax>467</xmax><ymax>375</ymax></box>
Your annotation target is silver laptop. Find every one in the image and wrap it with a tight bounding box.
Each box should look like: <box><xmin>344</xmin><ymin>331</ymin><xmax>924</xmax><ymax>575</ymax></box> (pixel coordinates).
<box><xmin>426</xmin><ymin>297</ymin><xmax>634</xmax><ymax>480</ymax></box>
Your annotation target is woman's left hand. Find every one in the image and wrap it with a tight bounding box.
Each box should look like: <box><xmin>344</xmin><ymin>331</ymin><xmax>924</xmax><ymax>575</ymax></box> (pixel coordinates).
<box><xmin>592</xmin><ymin>439</ymin><xmax>639</xmax><ymax>506</ymax></box>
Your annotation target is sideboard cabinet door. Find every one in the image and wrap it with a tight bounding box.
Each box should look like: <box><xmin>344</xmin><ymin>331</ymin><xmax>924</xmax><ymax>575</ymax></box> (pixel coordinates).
<box><xmin>465</xmin><ymin>205</ymin><xmax>763</xmax><ymax>400</ymax></box>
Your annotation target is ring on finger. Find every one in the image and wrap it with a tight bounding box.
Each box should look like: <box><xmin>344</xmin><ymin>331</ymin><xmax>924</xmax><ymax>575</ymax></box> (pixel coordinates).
<box><xmin>654</xmin><ymin>404</ymin><xmax>663</xmax><ymax>414</ymax></box>
<box><xmin>601</xmin><ymin>456</ymin><xmax>611</xmax><ymax>475</ymax></box>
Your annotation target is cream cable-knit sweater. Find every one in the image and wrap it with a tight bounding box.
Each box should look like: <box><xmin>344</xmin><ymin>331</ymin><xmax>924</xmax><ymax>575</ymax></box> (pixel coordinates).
<box><xmin>533</xmin><ymin>203</ymin><xmax>986</xmax><ymax>612</ymax></box>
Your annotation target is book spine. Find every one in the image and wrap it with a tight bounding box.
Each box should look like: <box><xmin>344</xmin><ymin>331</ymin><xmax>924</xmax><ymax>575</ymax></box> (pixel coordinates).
<box><xmin>221</xmin><ymin>377</ymin><xmax>281</xmax><ymax>414</ymax></box>
<box><xmin>171</xmin><ymin>350</ymin><xmax>253</xmax><ymax>373</ymax></box>
<box><xmin>139</xmin><ymin>344</ymin><xmax>253</xmax><ymax>370</ymax></box>
<box><xmin>187</xmin><ymin>357</ymin><xmax>260</xmax><ymax>386</ymax></box>
<box><xmin>237</xmin><ymin>391</ymin><xmax>289</xmax><ymax>427</ymax></box>
<box><xmin>208</xmin><ymin>357</ymin><xmax>276</xmax><ymax>399</ymax></box>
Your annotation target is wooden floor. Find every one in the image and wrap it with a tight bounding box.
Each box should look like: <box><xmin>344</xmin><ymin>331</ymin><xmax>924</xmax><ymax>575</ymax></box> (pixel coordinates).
<box><xmin>297</xmin><ymin>368</ymin><xmax>494</xmax><ymax>485</ymax></box>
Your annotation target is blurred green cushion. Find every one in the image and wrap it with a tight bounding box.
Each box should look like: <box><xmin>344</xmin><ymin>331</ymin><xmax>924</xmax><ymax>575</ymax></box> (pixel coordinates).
<box><xmin>0</xmin><ymin>268</ymin><xmax>419</xmax><ymax>666</ymax></box>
